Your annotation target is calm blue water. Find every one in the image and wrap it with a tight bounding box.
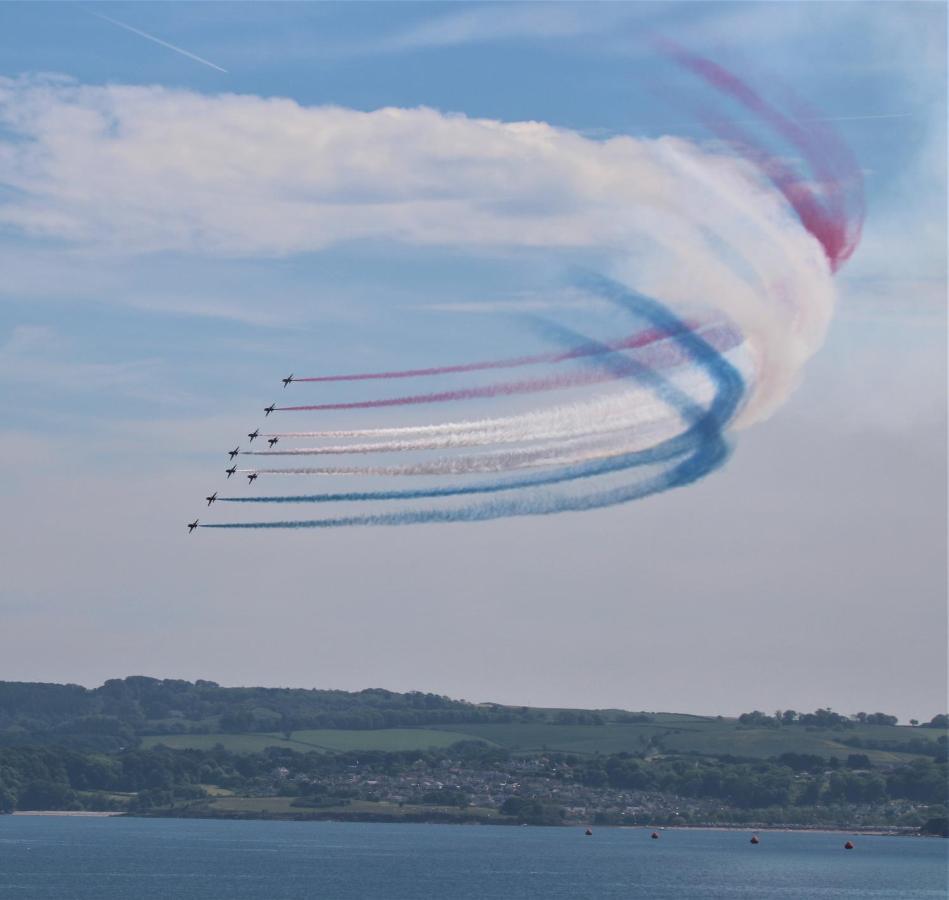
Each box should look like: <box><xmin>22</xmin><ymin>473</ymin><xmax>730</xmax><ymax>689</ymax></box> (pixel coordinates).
<box><xmin>0</xmin><ymin>817</ymin><xmax>945</xmax><ymax>899</ymax></box>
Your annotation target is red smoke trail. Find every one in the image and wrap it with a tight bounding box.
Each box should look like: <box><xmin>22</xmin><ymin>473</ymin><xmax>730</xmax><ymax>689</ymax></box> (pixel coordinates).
<box><xmin>291</xmin><ymin>322</ymin><xmax>702</xmax><ymax>384</ymax></box>
<box><xmin>277</xmin><ymin>323</ymin><xmax>740</xmax><ymax>413</ymax></box>
<box><xmin>659</xmin><ymin>40</ymin><xmax>863</xmax><ymax>271</ymax></box>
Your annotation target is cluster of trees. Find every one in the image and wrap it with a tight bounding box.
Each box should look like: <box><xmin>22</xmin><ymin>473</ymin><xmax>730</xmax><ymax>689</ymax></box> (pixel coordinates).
<box><xmin>841</xmin><ymin>734</ymin><xmax>948</xmax><ymax>762</ymax></box>
<box><xmin>551</xmin><ymin>711</ymin><xmax>653</xmax><ymax>725</ymax></box>
<box><xmin>2</xmin><ymin>740</ymin><xmax>945</xmax><ymax>821</ymax></box>
<box><xmin>738</xmin><ymin>709</ymin><xmax>948</xmax><ymax>730</ymax></box>
<box><xmin>739</xmin><ymin>708</ymin><xmax>898</xmax><ymax>728</ymax></box>
<box><xmin>0</xmin><ymin>741</ymin><xmax>511</xmax><ymax>814</ymax></box>
<box><xmin>1</xmin><ymin>678</ymin><xmax>664</xmax><ymax>746</ymax></box>
<box><xmin>5</xmin><ymin>678</ymin><xmax>944</xmax><ymax>751</ymax></box>
<box><xmin>551</xmin><ymin>751</ymin><xmax>947</xmax><ymax>810</ymax></box>
<box><xmin>0</xmin><ymin>677</ymin><xmax>537</xmax><ymax>746</ymax></box>
<box><xmin>0</xmin><ymin>745</ymin><xmax>209</xmax><ymax>813</ymax></box>
<box><xmin>553</xmin><ymin>711</ymin><xmax>608</xmax><ymax>725</ymax></box>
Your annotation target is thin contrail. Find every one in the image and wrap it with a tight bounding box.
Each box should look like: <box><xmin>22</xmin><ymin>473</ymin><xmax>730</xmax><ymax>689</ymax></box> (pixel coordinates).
<box><xmin>87</xmin><ymin>10</ymin><xmax>228</xmax><ymax>73</ymax></box>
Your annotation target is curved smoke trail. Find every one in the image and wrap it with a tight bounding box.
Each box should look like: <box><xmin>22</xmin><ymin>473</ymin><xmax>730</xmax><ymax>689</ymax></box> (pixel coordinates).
<box><xmin>253</xmin><ymin>325</ymin><xmax>743</xmax><ymax>456</ymax></box>
<box><xmin>657</xmin><ymin>40</ymin><xmax>864</xmax><ymax>272</ymax></box>
<box><xmin>198</xmin><ymin>49</ymin><xmax>863</xmax><ymax>531</ymax></box>
<box><xmin>274</xmin><ymin>322</ymin><xmax>739</xmax><ymax>414</ymax></box>
<box><xmin>205</xmin><ymin>283</ymin><xmax>747</xmax><ymax>528</ymax></box>
<box><xmin>289</xmin><ymin>324</ymin><xmax>684</xmax><ymax>383</ymax></box>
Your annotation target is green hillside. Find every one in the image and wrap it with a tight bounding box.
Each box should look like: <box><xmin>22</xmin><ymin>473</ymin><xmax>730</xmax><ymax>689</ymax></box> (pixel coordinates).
<box><xmin>142</xmin><ymin>728</ymin><xmax>490</xmax><ymax>754</ymax></box>
<box><xmin>140</xmin><ymin>717</ymin><xmax>940</xmax><ymax>766</ymax></box>
<box><xmin>2</xmin><ymin>677</ymin><xmax>944</xmax><ymax>769</ymax></box>
<box><xmin>1</xmin><ymin>678</ymin><xmax>945</xmax><ymax>831</ymax></box>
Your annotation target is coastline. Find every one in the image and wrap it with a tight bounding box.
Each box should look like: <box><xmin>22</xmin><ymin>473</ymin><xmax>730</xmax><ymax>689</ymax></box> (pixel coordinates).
<box><xmin>649</xmin><ymin>824</ymin><xmax>926</xmax><ymax>837</ymax></box>
<box><xmin>5</xmin><ymin>809</ymin><xmax>939</xmax><ymax>836</ymax></box>
<box><xmin>130</xmin><ymin>809</ymin><xmax>930</xmax><ymax>835</ymax></box>
<box><xmin>12</xmin><ymin>811</ymin><xmax>124</xmax><ymax>817</ymax></box>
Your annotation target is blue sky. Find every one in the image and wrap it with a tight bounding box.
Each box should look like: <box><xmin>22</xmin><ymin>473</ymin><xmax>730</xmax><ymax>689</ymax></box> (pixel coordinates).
<box><xmin>0</xmin><ymin>2</ymin><xmax>945</xmax><ymax>719</ymax></box>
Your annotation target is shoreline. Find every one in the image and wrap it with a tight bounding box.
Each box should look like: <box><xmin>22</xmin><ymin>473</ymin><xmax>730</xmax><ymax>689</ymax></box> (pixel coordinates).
<box><xmin>12</xmin><ymin>811</ymin><xmax>124</xmax><ymax>817</ymax></box>
<box><xmin>5</xmin><ymin>811</ymin><xmax>938</xmax><ymax>836</ymax></box>
<box><xmin>648</xmin><ymin>824</ymin><xmax>924</xmax><ymax>837</ymax></box>
<box><xmin>130</xmin><ymin>809</ymin><xmax>929</xmax><ymax>835</ymax></box>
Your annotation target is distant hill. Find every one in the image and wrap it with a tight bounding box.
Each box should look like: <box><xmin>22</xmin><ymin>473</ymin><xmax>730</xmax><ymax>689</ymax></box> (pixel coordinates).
<box><xmin>1</xmin><ymin>676</ymin><xmax>945</xmax><ymax>765</ymax></box>
<box><xmin>0</xmin><ymin>676</ymin><xmax>518</xmax><ymax>749</ymax></box>
<box><xmin>1</xmin><ymin>677</ymin><xmax>945</xmax><ymax>828</ymax></box>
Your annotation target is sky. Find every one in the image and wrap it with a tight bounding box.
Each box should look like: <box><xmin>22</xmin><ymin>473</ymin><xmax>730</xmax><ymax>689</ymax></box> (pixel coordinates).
<box><xmin>0</xmin><ymin>1</ymin><xmax>945</xmax><ymax>721</ymax></box>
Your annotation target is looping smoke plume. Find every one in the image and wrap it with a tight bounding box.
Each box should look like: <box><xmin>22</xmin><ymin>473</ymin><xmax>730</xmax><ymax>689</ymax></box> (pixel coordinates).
<box><xmin>188</xmin><ymin>49</ymin><xmax>863</xmax><ymax>530</ymax></box>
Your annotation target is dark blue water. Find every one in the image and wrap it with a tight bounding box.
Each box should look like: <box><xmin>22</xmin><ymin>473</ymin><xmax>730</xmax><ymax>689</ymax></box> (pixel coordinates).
<box><xmin>0</xmin><ymin>817</ymin><xmax>945</xmax><ymax>899</ymax></box>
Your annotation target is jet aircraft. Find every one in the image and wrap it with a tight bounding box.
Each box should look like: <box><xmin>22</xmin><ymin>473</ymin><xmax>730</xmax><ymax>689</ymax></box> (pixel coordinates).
<box><xmin>206</xmin><ymin>492</ymin><xmax>217</xmax><ymax>506</ymax></box>
<box><xmin>264</xmin><ymin>404</ymin><xmax>276</xmax><ymax>416</ymax></box>
<box><xmin>268</xmin><ymin>437</ymin><xmax>279</xmax><ymax>448</ymax></box>
<box><xmin>187</xmin><ymin>519</ymin><xmax>199</xmax><ymax>533</ymax></box>
<box><xmin>247</xmin><ymin>472</ymin><xmax>258</xmax><ymax>483</ymax></box>
<box><xmin>248</xmin><ymin>428</ymin><xmax>260</xmax><ymax>442</ymax></box>
<box><xmin>225</xmin><ymin>466</ymin><xmax>237</xmax><ymax>478</ymax></box>
<box><xmin>228</xmin><ymin>446</ymin><xmax>240</xmax><ymax>460</ymax></box>
<box><xmin>282</xmin><ymin>374</ymin><xmax>294</xmax><ymax>388</ymax></box>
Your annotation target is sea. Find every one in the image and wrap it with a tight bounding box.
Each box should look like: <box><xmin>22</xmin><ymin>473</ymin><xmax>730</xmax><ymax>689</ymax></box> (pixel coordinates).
<box><xmin>0</xmin><ymin>817</ymin><xmax>946</xmax><ymax>899</ymax></box>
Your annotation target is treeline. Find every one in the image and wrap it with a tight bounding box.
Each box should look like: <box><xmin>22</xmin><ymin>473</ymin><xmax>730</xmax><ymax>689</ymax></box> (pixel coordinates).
<box><xmin>840</xmin><ymin>735</ymin><xmax>948</xmax><ymax>762</ymax></box>
<box><xmin>1</xmin><ymin>741</ymin><xmax>945</xmax><ymax>819</ymax></box>
<box><xmin>0</xmin><ymin>742</ymin><xmax>507</xmax><ymax>814</ymax></box>
<box><xmin>554</xmin><ymin>752</ymin><xmax>947</xmax><ymax>809</ymax></box>
<box><xmin>0</xmin><ymin>677</ymin><xmax>533</xmax><ymax>745</ymax></box>
<box><xmin>737</xmin><ymin>709</ymin><xmax>948</xmax><ymax>729</ymax></box>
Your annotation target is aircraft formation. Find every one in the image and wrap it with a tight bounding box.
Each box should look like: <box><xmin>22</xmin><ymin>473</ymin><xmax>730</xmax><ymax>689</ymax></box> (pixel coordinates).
<box><xmin>187</xmin><ymin>380</ymin><xmax>291</xmax><ymax>532</ymax></box>
<box><xmin>185</xmin><ymin>52</ymin><xmax>864</xmax><ymax>534</ymax></box>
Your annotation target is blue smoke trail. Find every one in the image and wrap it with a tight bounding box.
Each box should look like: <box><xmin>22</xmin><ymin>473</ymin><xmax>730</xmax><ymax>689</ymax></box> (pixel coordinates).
<box><xmin>203</xmin><ymin>443</ymin><xmax>727</xmax><ymax>528</ymax></box>
<box><xmin>218</xmin><ymin>434</ymin><xmax>701</xmax><ymax>504</ymax></box>
<box><xmin>204</xmin><ymin>279</ymin><xmax>744</xmax><ymax>529</ymax></box>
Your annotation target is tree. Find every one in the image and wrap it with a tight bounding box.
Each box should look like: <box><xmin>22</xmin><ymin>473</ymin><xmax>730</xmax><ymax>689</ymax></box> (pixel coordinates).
<box><xmin>738</xmin><ymin>711</ymin><xmax>776</xmax><ymax>727</ymax></box>
<box><xmin>18</xmin><ymin>780</ymin><xmax>79</xmax><ymax>811</ymax></box>
<box><xmin>865</xmin><ymin>713</ymin><xmax>898</xmax><ymax>726</ymax></box>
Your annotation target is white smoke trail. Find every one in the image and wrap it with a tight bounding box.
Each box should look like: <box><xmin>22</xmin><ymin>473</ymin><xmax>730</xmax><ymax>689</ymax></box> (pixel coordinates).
<box><xmin>242</xmin><ymin>420</ymin><xmax>686</xmax><ymax>477</ymax></box>
<box><xmin>252</xmin><ymin>372</ymin><xmax>717</xmax><ymax>457</ymax></box>
<box><xmin>609</xmin><ymin>138</ymin><xmax>836</xmax><ymax>425</ymax></box>
<box><xmin>261</xmin><ymin>338</ymin><xmax>753</xmax><ymax>457</ymax></box>
<box><xmin>243</xmin><ymin>345</ymin><xmax>756</xmax><ymax>477</ymax></box>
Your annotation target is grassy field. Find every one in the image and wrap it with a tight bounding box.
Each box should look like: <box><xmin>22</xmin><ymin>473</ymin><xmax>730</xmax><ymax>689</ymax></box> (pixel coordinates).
<box><xmin>426</xmin><ymin>721</ymin><xmax>931</xmax><ymax>764</ymax></box>
<box><xmin>430</xmin><ymin>722</ymin><xmax>671</xmax><ymax>755</ymax></box>
<box><xmin>141</xmin><ymin>717</ymin><xmax>941</xmax><ymax>764</ymax></box>
<box><xmin>142</xmin><ymin>727</ymin><xmax>490</xmax><ymax>754</ymax></box>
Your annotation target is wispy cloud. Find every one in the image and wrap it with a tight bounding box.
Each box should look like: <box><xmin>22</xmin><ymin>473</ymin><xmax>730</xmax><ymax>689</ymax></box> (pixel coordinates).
<box><xmin>0</xmin><ymin>324</ymin><xmax>186</xmax><ymax>404</ymax></box>
<box><xmin>366</xmin><ymin>4</ymin><xmax>638</xmax><ymax>53</ymax></box>
<box><xmin>85</xmin><ymin>9</ymin><xmax>228</xmax><ymax>74</ymax></box>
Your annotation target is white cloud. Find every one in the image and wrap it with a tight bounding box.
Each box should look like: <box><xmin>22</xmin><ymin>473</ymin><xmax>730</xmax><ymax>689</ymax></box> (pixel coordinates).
<box><xmin>0</xmin><ymin>76</ymin><xmax>792</xmax><ymax>256</ymax></box>
<box><xmin>0</xmin><ymin>75</ymin><xmax>843</xmax><ymax>424</ymax></box>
